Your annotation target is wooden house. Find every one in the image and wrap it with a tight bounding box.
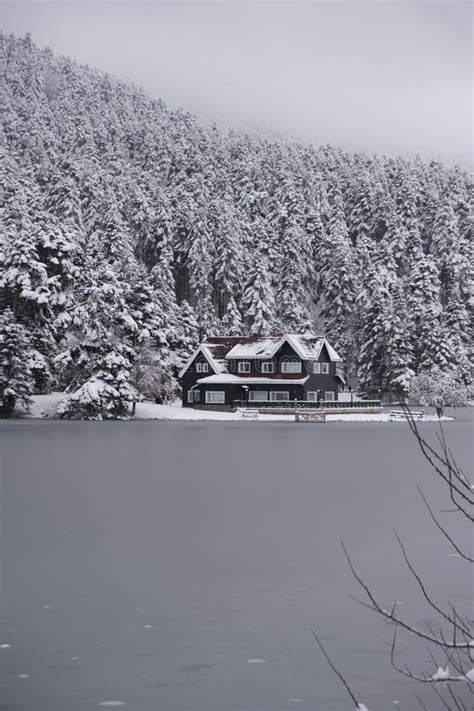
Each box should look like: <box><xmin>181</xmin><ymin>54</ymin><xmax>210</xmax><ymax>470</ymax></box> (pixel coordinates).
<box><xmin>179</xmin><ymin>334</ymin><xmax>345</xmax><ymax>409</ymax></box>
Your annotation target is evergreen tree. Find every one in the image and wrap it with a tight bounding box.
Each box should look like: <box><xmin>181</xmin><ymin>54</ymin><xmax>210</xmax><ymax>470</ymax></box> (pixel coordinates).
<box><xmin>0</xmin><ymin>308</ymin><xmax>34</xmax><ymax>416</ymax></box>
<box><xmin>320</xmin><ymin>233</ymin><xmax>358</xmax><ymax>366</ymax></box>
<box><xmin>58</xmin><ymin>346</ymin><xmax>138</xmax><ymax>420</ymax></box>
<box><xmin>357</xmin><ymin>268</ymin><xmax>392</xmax><ymax>397</ymax></box>
<box><xmin>242</xmin><ymin>256</ymin><xmax>276</xmax><ymax>335</ymax></box>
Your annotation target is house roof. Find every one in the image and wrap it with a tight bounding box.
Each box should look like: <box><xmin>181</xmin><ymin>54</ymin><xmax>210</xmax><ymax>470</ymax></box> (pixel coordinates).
<box><xmin>196</xmin><ymin>374</ymin><xmax>309</xmax><ymax>385</ymax></box>
<box><xmin>178</xmin><ymin>333</ymin><xmax>342</xmax><ymax>379</ymax></box>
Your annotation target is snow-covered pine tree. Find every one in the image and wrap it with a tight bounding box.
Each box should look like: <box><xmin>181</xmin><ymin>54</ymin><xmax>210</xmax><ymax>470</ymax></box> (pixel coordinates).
<box><xmin>0</xmin><ymin>308</ymin><xmax>34</xmax><ymax>416</ymax></box>
<box><xmin>319</xmin><ymin>231</ymin><xmax>358</xmax><ymax>367</ymax></box>
<box><xmin>241</xmin><ymin>255</ymin><xmax>276</xmax><ymax>335</ymax></box>
<box><xmin>276</xmin><ymin>222</ymin><xmax>313</xmax><ymax>332</ymax></box>
<box><xmin>57</xmin><ymin>346</ymin><xmax>139</xmax><ymax>420</ymax></box>
<box><xmin>356</xmin><ymin>267</ymin><xmax>392</xmax><ymax>397</ymax></box>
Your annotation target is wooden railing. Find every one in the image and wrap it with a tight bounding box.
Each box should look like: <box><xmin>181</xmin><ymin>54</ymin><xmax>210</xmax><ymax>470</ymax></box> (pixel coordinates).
<box><xmin>233</xmin><ymin>399</ymin><xmax>382</xmax><ymax>410</ymax></box>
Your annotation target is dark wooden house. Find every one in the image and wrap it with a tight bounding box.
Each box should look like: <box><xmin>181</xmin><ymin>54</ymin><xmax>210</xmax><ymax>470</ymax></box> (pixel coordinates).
<box><xmin>179</xmin><ymin>334</ymin><xmax>345</xmax><ymax>409</ymax></box>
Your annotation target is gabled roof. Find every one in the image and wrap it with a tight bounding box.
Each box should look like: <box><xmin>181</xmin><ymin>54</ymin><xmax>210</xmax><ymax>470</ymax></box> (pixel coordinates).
<box><xmin>224</xmin><ymin>334</ymin><xmax>342</xmax><ymax>362</ymax></box>
<box><xmin>179</xmin><ymin>333</ymin><xmax>342</xmax><ymax>379</ymax></box>
<box><xmin>178</xmin><ymin>344</ymin><xmax>222</xmax><ymax>379</ymax></box>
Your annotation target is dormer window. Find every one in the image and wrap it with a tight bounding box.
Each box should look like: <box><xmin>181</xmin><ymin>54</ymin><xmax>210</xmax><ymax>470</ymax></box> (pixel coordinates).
<box><xmin>261</xmin><ymin>362</ymin><xmax>274</xmax><ymax>373</ymax></box>
<box><xmin>196</xmin><ymin>362</ymin><xmax>209</xmax><ymax>373</ymax></box>
<box><xmin>238</xmin><ymin>361</ymin><xmax>251</xmax><ymax>373</ymax></box>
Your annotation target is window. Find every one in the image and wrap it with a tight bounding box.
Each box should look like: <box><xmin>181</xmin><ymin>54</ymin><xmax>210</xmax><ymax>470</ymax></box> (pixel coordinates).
<box><xmin>281</xmin><ymin>361</ymin><xmax>302</xmax><ymax>373</ymax></box>
<box><xmin>324</xmin><ymin>391</ymin><xmax>335</xmax><ymax>401</ymax></box>
<box><xmin>238</xmin><ymin>361</ymin><xmax>251</xmax><ymax>373</ymax></box>
<box><xmin>306</xmin><ymin>391</ymin><xmax>318</xmax><ymax>401</ymax></box>
<box><xmin>205</xmin><ymin>391</ymin><xmax>225</xmax><ymax>404</ymax></box>
<box><xmin>196</xmin><ymin>362</ymin><xmax>209</xmax><ymax>373</ymax></box>
<box><xmin>322</xmin><ymin>363</ymin><xmax>329</xmax><ymax>374</ymax></box>
<box><xmin>188</xmin><ymin>390</ymin><xmax>200</xmax><ymax>403</ymax></box>
<box><xmin>313</xmin><ymin>362</ymin><xmax>321</xmax><ymax>374</ymax></box>
<box><xmin>261</xmin><ymin>362</ymin><xmax>274</xmax><ymax>373</ymax></box>
<box><xmin>270</xmin><ymin>391</ymin><xmax>290</xmax><ymax>401</ymax></box>
<box><xmin>187</xmin><ymin>391</ymin><xmax>194</xmax><ymax>403</ymax></box>
<box><xmin>249</xmin><ymin>391</ymin><xmax>268</xmax><ymax>401</ymax></box>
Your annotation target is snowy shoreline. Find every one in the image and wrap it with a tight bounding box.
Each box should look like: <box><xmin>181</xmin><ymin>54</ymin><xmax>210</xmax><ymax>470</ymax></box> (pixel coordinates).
<box><xmin>15</xmin><ymin>394</ymin><xmax>455</xmax><ymax>423</ymax></box>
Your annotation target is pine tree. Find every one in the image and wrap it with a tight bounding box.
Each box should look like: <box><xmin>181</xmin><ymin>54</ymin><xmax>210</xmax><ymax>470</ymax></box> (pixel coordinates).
<box><xmin>320</xmin><ymin>233</ymin><xmax>358</xmax><ymax>366</ymax></box>
<box><xmin>276</xmin><ymin>222</ymin><xmax>312</xmax><ymax>332</ymax></box>
<box><xmin>0</xmin><ymin>308</ymin><xmax>34</xmax><ymax>416</ymax></box>
<box><xmin>58</xmin><ymin>346</ymin><xmax>138</xmax><ymax>420</ymax></box>
<box><xmin>241</xmin><ymin>256</ymin><xmax>276</xmax><ymax>335</ymax></box>
<box><xmin>357</xmin><ymin>268</ymin><xmax>392</xmax><ymax>397</ymax></box>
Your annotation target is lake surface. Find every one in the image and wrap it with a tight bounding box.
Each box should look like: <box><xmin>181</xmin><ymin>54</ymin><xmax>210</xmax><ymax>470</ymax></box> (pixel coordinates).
<box><xmin>1</xmin><ymin>415</ymin><xmax>472</xmax><ymax>711</ymax></box>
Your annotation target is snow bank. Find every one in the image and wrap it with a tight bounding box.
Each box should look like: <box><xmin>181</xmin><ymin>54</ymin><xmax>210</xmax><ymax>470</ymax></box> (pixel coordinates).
<box><xmin>22</xmin><ymin>395</ymin><xmax>454</xmax><ymax>423</ymax></box>
<box><xmin>25</xmin><ymin>392</ymin><xmax>65</xmax><ymax>418</ymax></box>
<box><xmin>326</xmin><ymin>413</ymin><xmax>454</xmax><ymax>423</ymax></box>
<box><xmin>135</xmin><ymin>401</ymin><xmax>294</xmax><ymax>422</ymax></box>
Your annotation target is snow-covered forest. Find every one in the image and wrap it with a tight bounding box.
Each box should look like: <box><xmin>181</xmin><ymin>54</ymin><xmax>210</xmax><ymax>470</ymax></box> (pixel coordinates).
<box><xmin>1</xmin><ymin>33</ymin><xmax>472</xmax><ymax>416</ymax></box>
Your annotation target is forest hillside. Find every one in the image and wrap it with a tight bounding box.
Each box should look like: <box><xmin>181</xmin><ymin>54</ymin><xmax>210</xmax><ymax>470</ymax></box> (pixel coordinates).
<box><xmin>1</xmin><ymin>33</ymin><xmax>472</xmax><ymax>414</ymax></box>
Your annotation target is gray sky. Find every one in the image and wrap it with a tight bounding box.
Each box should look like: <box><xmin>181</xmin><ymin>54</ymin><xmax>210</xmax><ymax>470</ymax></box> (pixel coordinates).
<box><xmin>2</xmin><ymin>1</ymin><xmax>472</xmax><ymax>163</ymax></box>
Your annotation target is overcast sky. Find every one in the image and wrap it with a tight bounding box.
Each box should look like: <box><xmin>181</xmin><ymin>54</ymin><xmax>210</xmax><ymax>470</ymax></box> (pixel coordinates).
<box><xmin>2</xmin><ymin>1</ymin><xmax>472</xmax><ymax>163</ymax></box>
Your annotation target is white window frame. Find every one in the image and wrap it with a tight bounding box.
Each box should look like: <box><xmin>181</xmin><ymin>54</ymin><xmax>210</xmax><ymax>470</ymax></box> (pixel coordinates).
<box><xmin>261</xmin><ymin>362</ymin><xmax>274</xmax><ymax>373</ymax></box>
<box><xmin>281</xmin><ymin>361</ymin><xmax>302</xmax><ymax>374</ymax></box>
<box><xmin>196</xmin><ymin>362</ymin><xmax>209</xmax><ymax>373</ymax></box>
<box><xmin>312</xmin><ymin>362</ymin><xmax>321</xmax><ymax>374</ymax></box>
<box><xmin>306</xmin><ymin>391</ymin><xmax>318</xmax><ymax>402</ymax></box>
<box><xmin>238</xmin><ymin>361</ymin><xmax>251</xmax><ymax>373</ymax></box>
<box><xmin>205</xmin><ymin>391</ymin><xmax>225</xmax><ymax>404</ymax></box>
<box><xmin>321</xmin><ymin>363</ymin><xmax>330</xmax><ymax>374</ymax></box>
<box><xmin>270</xmin><ymin>391</ymin><xmax>290</xmax><ymax>401</ymax></box>
<box><xmin>324</xmin><ymin>391</ymin><xmax>335</xmax><ymax>401</ymax></box>
<box><xmin>249</xmin><ymin>391</ymin><xmax>268</xmax><ymax>402</ymax></box>
<box><xmin>187</xmin><ymin>390</ymin><xmax>194</xmax><ymax>403</ymax></box>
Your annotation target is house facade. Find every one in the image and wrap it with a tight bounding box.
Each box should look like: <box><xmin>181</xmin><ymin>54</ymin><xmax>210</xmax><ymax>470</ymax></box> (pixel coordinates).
<box><xmin>179</xmin><ymin>334</ymin><xmax>345</xmax><ymax>408</ymax></box>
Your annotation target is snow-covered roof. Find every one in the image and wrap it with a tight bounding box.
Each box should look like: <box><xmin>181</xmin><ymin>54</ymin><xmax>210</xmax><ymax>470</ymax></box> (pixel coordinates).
<box><xmin>196</xmin><ymin>374</ymin><xmax>309</xmax><ymax>385</ymax></box>
<box><xmin>224</xmin><ymin>334</ymin><xmax>342</xmax><ymax>362</ymax></box>
<box><xmin>225</xmin><ymin>337</ymin><xmax>285</xmax><ymax>359</ymax></box>
<box><xmin>285</xmin><ymin>335</ymin><xmax>342</xmax><ymax>361</ymax></box>
<box><xmin>179</xmin><ymin>333</ymin><xmax>342</xmax><ymax>378</ymax></box>
<box><xmin>178</xmin><ymin>344</ymin><xmax>221</xmax><ymax>378</ymax></box>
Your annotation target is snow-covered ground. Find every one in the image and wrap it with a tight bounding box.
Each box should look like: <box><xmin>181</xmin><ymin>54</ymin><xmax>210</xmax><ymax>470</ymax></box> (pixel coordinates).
<box><xmin>22</xmin><ymin>394</ymin><xmax>454</xmax><ymax>422</ymax></box>
<box><xmin>27</xmin><ymin>392</ymin><xmax>65</xmax><ymax>418</ymax></box>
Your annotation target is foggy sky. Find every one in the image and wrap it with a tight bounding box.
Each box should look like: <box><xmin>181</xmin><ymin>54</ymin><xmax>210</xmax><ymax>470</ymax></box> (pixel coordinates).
<box><xmin>2</xmin><ymin>1</ymin><xmax>472</xmax><ymax>163</ymax></box>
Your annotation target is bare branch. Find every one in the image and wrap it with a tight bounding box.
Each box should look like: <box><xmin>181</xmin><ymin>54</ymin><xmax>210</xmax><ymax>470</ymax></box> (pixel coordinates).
<box><xmin>310</xmin><ymin>628</ymin><xmax>360</xmax><ymax>708</ymax></box>
<box><xmin>393</xmin><ymin>527</ymin><xmax>471</xmax><ymax>638</ymax></box>
<box><xmin>417</xmin><ymin>486</ymin><xmax>474</xmax><ymax>563</ymax></box>
<box><xmin>341</xmin><ymin>540</ymin><xmax>472</xmax><ymax>649</ymax></box>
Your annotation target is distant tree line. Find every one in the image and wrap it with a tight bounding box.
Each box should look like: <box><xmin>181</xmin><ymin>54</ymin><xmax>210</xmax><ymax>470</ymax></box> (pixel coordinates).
<box><xmin>1</xmin><ymin>33</ymin><xmax>472</xmax><ymax>417</ymax></box>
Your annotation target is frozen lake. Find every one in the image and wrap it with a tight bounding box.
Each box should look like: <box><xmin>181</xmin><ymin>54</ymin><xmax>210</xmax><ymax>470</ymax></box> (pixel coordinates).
<box><xmin>1</xmin><ymin>415</ymin><xmax>472</xmax><ymax>711</ymax></box>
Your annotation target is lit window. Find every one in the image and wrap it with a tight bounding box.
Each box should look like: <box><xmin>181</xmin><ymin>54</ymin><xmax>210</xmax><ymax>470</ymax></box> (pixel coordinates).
<box><xmin>313</xmin><ymin>362</ymin><xmax>321</xmax><ymax>374</ymax></box>
<box><xmin>281</xmin><ymin>361</ymin><xmax>301</xmax><ymax>373</ymax></box>
<box><xmin>249</xmin><ymin>391</ymin><xmax>268</xmax><ymax>401</ymax></box>
<box><xmin>261</xmin><ymin>362</ymin><xmax>274</xmax><ymax>373</ymax></box>
<box><xmin>238</xmin><ymin>362</ymin><xmax>251</xmax><ymax>373</ymax></box>
<box><xmin>322</xmin><ymin>363</ymin><xmax>329</xmax><ymax>374</ymax></box>
<box><xmin>270</xmin><ymin>391</ymin><xmax>290</xmax><ymax>401</ymax></box>
<box><xmin>205</xmin><ymin>391</ymin><xmax>225</xmax><ymax>404</ymax></box>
